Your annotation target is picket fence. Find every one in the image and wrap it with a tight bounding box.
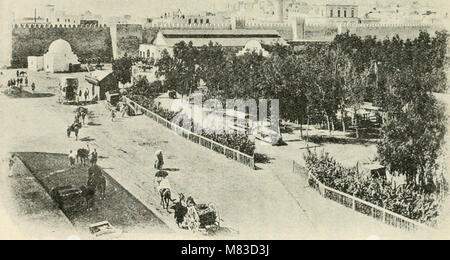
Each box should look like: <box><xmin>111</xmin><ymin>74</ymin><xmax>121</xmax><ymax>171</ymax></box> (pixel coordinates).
<box><xmin>292</xmin><ymin>160</ymin><xmax>433</xmax><ymax>232</ymax></box>
<box><xmin>123</xmin><ymin>97</ymin><xmax>255</xmax><ymax>169</ymax></box>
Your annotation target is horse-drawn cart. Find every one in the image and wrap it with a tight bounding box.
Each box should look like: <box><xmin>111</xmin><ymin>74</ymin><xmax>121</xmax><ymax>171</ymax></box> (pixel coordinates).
<box><xmin>58</xmin><ymin>77</ymin><xmax>80</xmax><ymax>105</ymax></box>
<box><xmin>185</xmin><ymin>202</ymin><xmax>221</xmax><ymax>234</ymax></box>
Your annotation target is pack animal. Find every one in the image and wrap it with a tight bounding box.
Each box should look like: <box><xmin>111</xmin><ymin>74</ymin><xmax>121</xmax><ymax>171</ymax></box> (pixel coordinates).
<box><xmin>67</xmin><ymin>123</ymin><xmax>81</xmax><ymax>140</ymax></box>
<box><xmin>77</xmin><ymin>148</ymin><xmax>90</xmax><ymax>166</ymax></box>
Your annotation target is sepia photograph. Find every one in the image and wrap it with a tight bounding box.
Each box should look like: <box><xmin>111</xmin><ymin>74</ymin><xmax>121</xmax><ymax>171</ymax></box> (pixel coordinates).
<box><xmin>0</xmin><ymin>0</ymin><xmax>449</xmax><ymax>244</ymax></box>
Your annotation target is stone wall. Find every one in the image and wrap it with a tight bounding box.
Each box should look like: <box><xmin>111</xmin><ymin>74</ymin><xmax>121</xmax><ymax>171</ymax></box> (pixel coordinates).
<box><xmin>11</xmin><ymin>24</ymin><xmax>113</xmax><ymax>68</ymax></box>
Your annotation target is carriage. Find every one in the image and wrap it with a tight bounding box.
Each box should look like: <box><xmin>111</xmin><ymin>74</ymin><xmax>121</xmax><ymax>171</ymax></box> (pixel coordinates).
<box><xmin>58</xmin><ymin>77</ymin><xmax>79</xmax><ymax>104</ymax></box>
<box><xmin>183</xmin><ymin>201</ymin><xmax>221</xmax><ymax>235</ymax></box>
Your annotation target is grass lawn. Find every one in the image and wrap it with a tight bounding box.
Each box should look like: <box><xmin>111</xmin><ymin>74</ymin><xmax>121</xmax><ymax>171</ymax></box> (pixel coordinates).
<box><xmin>16</xmin><ymin>152</ymin><xmax>170</xmax><ymax>236</ymax></box>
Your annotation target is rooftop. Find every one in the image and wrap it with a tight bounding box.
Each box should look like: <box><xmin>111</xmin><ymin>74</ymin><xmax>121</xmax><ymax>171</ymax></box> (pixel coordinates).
<box><xmin>154</xmin><ymin>29</ymin><xmax>286</xmax><ymax>47</ymax></box>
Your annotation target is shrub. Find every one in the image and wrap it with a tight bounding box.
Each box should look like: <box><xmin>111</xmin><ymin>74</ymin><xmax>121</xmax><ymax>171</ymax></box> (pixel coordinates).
<box><xmin>303</xmin><ymin>150</ymin><xmax>445</xmax><ymax>226</ymax></box>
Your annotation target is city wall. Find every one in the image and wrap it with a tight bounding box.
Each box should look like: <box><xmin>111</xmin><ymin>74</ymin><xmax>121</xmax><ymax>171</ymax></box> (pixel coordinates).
<box><xmin>9</xmin><ymin>19</ymin><xmax>445</xmax><ymax>67</ymax></box>
<box><xmin>112</xmin><ymin>24</ymin><xmax>143</xmax><ymax>59</ymax></box>
<box><xmin>302</xmin><ymin>22</ymin><xmax>442</xmax><ymax>41</ymax></box>
<box><xmin>11</xmin><ymin>24</ymin><xmax>113</xmax><ymax>68</ymax></box>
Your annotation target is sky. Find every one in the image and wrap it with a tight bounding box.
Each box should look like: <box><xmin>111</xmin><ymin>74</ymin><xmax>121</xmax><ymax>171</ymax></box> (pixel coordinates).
<box><xmin>1</xmin><ymin>0</ymin><xmax>450</xmax><ymax>20</ymax></box>
<box><xmin>1</xmin><ymin>0</ymin><xmax>449</xmax><ymax>66</ymax></box>
<box><xmin>0</xmin><ymin>0</ymin><xmax>232</xmax><ymax>20</ymax></box>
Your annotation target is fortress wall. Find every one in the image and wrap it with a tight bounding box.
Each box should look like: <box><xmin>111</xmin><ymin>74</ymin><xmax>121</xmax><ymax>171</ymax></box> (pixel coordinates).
<box><xmin>11</xmin><ymin>24</ymin><xmax>113</xmax><ymax>68</ymax></box>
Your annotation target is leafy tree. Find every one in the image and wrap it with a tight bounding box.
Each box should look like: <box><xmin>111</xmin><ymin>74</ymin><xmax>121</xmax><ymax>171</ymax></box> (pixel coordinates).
<box><xmin>377</xmin><ymin>68</ymin><xmax>447</xmax><ymax>189</ymax></box>
<box><xmin>112</xmin><ymin>55</ymin><xmax>133</xmax><ymax>87</ymax></box>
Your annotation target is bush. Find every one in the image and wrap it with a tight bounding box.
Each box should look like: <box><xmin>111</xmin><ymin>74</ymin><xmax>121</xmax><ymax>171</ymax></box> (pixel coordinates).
<box><xmin>304</xmin><ymin>150</ymin><xmax>444</xmax><ymax>226</ymax></box>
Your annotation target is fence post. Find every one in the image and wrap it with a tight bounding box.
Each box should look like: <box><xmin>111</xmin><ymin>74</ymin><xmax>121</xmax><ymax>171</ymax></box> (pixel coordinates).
<box><xmin>352</xmin><ymin>194</ymin><xmax>356</xmax><ymax>210</ymax></box>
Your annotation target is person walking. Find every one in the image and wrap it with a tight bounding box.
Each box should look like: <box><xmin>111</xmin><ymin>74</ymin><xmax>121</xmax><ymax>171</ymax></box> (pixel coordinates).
<box><xmin>111</xmin><ymin>109</ymin><xmax>116</xmax><ymax>122</ymax></box>
<box><xmin>154</xmin><ymin>150</ymin><xmax>164</xmax><ymax>170</ymax></box>
<box><xmin>121</xmin><ymin>103</ymin><xmax>127</xmax><ymax>118</ymax></box>
<box><xmin>84</xmin><ymin>89</ymin><xmax>89</xmax><ymax>103</ymax></box>
<box><xmin>90</xmin><ymin>149</ymin><xmax>98</xmax><ymax>166</ymax></box>
<box><xmin>31</xmin><ymin>82</ymin><xmax>35</xmax><ymax>92</ymax></box>
<box><xmin>8</xmin><ymin>154</ymin><xmax>15</xmax><ymax>177</ymax></box>
<box><xmin>68</xmin><ymin>150</ymin><xmax>76</xmax><ymax>167</ymax></box>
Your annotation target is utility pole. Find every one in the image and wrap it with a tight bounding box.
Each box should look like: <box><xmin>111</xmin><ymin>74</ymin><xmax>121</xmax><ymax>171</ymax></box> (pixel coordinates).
<box><xmin>34</xmin><ymin>8</ymin><xmax>37</xmax><ymax>24</ymax></box>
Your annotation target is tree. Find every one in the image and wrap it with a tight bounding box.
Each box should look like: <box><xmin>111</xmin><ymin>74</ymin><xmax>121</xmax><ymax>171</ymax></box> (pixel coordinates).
<box><xmin>197</xmin><ymin>42</ymin><xmax>229</xmax><ymax>99</ymax></box>
<box><xmin>112</xmin><ymin>55</ymin><xmax>133</xmax><ymax>87</ymax></box>
<box><xmin>156</xmin><ymin>41</ymin><xmax>201</xmax><ymax>98</ymax></box>
<box><xmin>377</xmin><ymin>69</ymin><xmax>447</xmax><ymax>189</ymax></box>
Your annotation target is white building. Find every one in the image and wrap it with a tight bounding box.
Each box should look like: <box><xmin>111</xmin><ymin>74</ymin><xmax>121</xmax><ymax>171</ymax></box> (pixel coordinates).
<box><xmin>43</xmin><ymin>39</ymin><xmax>80</xmax><ymax>73</ymax></box>
<box><xmin>139</xmin><ymin>29</ymin><xmax>287</xmax><ymax>60</ymax></box>
<box><xmin>27</xmin><ymin>56</ymin><xmax>44</xmax><ymax>71</ymax></box>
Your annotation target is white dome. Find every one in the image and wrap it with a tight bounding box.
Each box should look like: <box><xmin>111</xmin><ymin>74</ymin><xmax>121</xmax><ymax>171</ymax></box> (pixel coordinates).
<box><xmin>48</xmin><ymin>39</ymin><xmax>73</xmax><ymax>54</ymax></box>
<box><xmin>244</xmin><ymin>40</ymin><xmax>263</xmax><ymax>50</ymax></box>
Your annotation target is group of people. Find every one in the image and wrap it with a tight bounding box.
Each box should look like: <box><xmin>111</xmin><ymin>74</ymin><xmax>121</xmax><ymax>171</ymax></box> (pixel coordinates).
<box><xmin>68</xmin><ymin>145</ymin><xmax>98</xmax><ymax>167</ymax></box>
<box><xmin>5</xmin><ymin>70</ymin><xmax>35</xmax><ymax>92</ymax></box>
<box><xmin>76</xmin><ymin>89</ymin><xmax>91</xmax><ymax>104</ymax></box>
<box><xmin>110</xmin><ymin>102</ymin><xmax>128</xmax><ymax>122</ymax></box>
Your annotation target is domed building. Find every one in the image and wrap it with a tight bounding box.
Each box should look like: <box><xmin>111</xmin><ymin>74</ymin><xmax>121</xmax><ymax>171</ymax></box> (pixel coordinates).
<box><xmin>42</xmin><ymin>39</ymin><xmax>80</xmax><ymax>73</ymax></box>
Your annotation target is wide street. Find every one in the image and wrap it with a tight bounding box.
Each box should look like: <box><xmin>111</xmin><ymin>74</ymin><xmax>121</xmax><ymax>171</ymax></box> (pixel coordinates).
<box><xmin>0</xmin><ymin>69</ymin><xmax>441</xmax><ymax>239</ymax></box>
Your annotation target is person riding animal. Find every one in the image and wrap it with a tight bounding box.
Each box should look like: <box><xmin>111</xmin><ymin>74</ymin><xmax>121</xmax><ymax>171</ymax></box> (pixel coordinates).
<box><xmin>156</xmin><ymin>176</ymin><xmax>175</xmax><ymax>212</ymax></box>
<box><xmin>67</xmin><ymin>122</ymin><xmax>82</xmax><ymax>141</ymax></box>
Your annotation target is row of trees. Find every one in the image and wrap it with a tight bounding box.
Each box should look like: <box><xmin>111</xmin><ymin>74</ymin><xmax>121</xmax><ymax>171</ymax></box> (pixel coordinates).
<box><xmin>115</xmin><ymin>30</ymin><xmax>448</xmax><ymax>191</ymax></box>
<box><xmin>154</xmin><ymin>31</ymin><xmax>447</xmax><ymax>140</ymax></box>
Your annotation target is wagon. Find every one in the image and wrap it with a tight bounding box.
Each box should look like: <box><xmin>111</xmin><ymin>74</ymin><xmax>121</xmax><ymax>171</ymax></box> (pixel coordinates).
<box><xmin>50</xmin><ymin>185</ymin><xmax>85</xmax><ymax>212</ymax></box>
<box><xmin>185</xmin><ymin>203</ymin><xmax>221</xmax><ymax>234</ymax></box>
<box><xmin>58</xmin><ymin>77</ymin><xmax>80</xmax><ymax>105</ymax></box>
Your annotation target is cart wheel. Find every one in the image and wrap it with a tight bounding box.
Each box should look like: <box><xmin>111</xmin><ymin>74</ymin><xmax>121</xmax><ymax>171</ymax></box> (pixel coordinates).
<box><xmin>208</xmin><ymin>203</ymin><xmax>220</xmax><ymax>227</ymax></box>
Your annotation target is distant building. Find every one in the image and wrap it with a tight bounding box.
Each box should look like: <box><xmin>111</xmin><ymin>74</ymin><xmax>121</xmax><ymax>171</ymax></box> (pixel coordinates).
<box><xmin>139</xmin><ymin>29</ymin><xmax>287</xmax><ymax>60</ymax></box>
<box><xmin>153</xmin><ymin>9</ymin><xmax>228</xmax><ymax>25</ymax></box>
<box><xmin>40</xmin><ymin>39</ymin><xmax>80</xmax><ymax>73</ymax></box>
<box><xmin>85</xmin><ymin>70</ymin><xmax>119</xmax><ymax>101</ymax></box>
<box><xmin>80</xmin><ymin>20</ymin><xmax>99</xmax><ymax>26</ymax></box>
<box><xmin>27</xmin><ymin>56</ymin><xmax>44</xmax><ymax>71</ymax></box>
<box><xmin>38</xmin><ymin>5</ymin><xmax>102</xmax><ymax>26</ymax></box>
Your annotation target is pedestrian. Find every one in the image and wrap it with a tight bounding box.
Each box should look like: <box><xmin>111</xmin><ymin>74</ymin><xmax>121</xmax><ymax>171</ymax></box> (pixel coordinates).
<box><xmin>8</xmin><ymin>154</ymin><xmax>15</xmax><ymax>177</ymax></box>
<box><xmin>90</xmin><ymin>149</ymin><xmax>98</xmax><ymax>166</ymax></box>
<box><xmin>121</xmin><ymin>103</ymin><xmax>127</xmax><ymax>118</ymax></box>
<box><xmin>25</xmin><ymin>77</ymin><xmax>28</xmax><ymax>86</ymax></box>
<box><xmin>111</xmin><ymin>109</ymin><xmax>116</xmax><ymax>122</ymax></box>
<box><xmin>84</xmin><ymin>89</ymin><xmax>89</xmax><ymax>103</ymax></box>
<box><xmin>68</xmin><ymin>150</ymin><xmax>76</xmax><ymax>166</ymax></box>
<box><xmin>31</xmin><ymin>82</ymin><xmax>35</xmax><ymax>92</ymax></box>
<box><xmin>154</xmin><ymin>150</ymin><xmax>164</xmax><ymax>170</ymax></box>
<box><xmin>16</xmin><ymin>70</ymin><xmax>19</xmax><ymax>77</ymax></box>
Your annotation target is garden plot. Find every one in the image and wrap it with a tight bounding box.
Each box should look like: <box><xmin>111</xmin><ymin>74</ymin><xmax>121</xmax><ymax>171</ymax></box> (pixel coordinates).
<box><xmin>17</xmin><ymin>152</ymin><xmax>170</xmax><ymax>238</ymax></box>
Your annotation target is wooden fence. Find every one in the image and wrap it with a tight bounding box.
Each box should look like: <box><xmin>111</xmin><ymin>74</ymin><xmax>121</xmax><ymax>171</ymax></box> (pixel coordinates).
<box><xmin>123</xmin><ymin>97</ymin><xmax>255</xmax><ymax>169</ymax></box>
<box><xmin>292</xmin><ymin>160</ymin><xmax>433</xmax><ymax>232</ymax></box>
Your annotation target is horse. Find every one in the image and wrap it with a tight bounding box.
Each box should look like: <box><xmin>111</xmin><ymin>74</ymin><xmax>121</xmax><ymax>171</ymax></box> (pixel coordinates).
<box><xmin>77</xmin><ymin>148</ymin><xmax>90</xmax><ymax>166</ymax></box>
<box><xmin>171</xmin><ymin>193</ymin><xmax>188</xmax><ymax>227</ymax></box>
<box><xmin>67</xmin><ymin>123</ymin><xmax>81</xmax><ymax>141</ymax></box>
<box><xmin>80</xmin><ymin>185</ymin><xmax>96</xmax><ymax>211</ymax></box>
<box><xmin>76</xmin><ymin>107</ymin><xmax>88</xmax><ymax>125</ymax></box>
<box><xmin>88</xmin><ymin>165</ymin><xmax>107</xmax><ymax>200</ymax></box>
<box><xmin>160</xmin><ymin>188</ymin><xmax>176</xmax><ymax>212</ymax></box>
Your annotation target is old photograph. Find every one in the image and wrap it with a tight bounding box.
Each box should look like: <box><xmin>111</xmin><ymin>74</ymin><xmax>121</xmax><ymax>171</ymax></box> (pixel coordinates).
<box><xmin>0</xmin><ymin>0</ymin><xmax>449</xmax><ymax>241</ymax></box>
